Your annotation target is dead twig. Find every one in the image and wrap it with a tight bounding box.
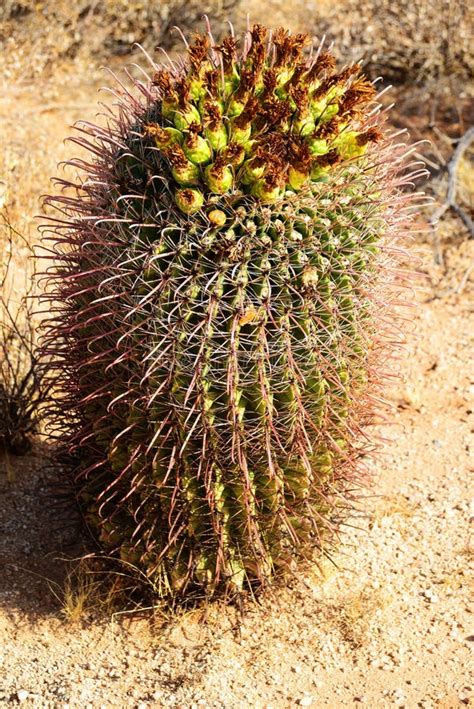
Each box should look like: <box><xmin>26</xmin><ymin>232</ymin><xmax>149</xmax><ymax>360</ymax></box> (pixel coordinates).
<box><xmin>455</xmin><ymin>261</ymin><xmax>474</xmax><ymax>295</ymax></box>
<box><xmin>429</xmin><ymin>126</ymin><xmax>474</xmax><ymax>240</ymax></box>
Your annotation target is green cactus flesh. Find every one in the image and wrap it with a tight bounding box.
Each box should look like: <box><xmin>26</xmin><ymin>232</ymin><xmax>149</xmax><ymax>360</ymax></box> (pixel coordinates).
<box><xmin>44</xmin><ymin>25</ymin><xmax>415</xmax><ymax>599</ymax></box>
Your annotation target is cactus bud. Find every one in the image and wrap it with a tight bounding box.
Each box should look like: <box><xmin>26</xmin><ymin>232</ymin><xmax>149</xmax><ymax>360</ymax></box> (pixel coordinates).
<box><xmin>206</xmin><ymin>126</ymin><xmax>228</xmax><ymax>151</ymax></box>
<box><xmin>288</xmin><ymin>166</ymin><xmax>310</xmax><ymax>191</ymax></box>
<box><xmin>204</xmin><ymin>158</ymin><xmax>234</xmax><ymax>194</ymax></box>
<box><xmin>225</xmin><ymin>143</ymin><xmax>246</xmax><ymax>167</ymax></box>
<box><xmin>231</xmin><ymin>123</ymin><xmax>252</xmax><ymax>147</ymax></box>
<box><xmin>165</xmin><ymin>144</ymin><xmax>200</xmax><ymax>185</ymax></box>
<box><xmin>208</xmin><ymin>209</ymin><xmax>227</xmax><ymax>227</ymax></box>
<box><xmin>173</xmin><ymin>104</ymin><xmax>202</xmax><ymax>131</ymax></box>
<box><xmin>201</xmin><ymin>100</ymin><xmax>228</xmax><ymax>151</ymax></box>
<box><xmin>230</xmin><ymin>96</ymin><xmax>257</xmax><ymax>147</ymax></box>
<box><xmin>145</xmin><ymin>124</ymin><xmax>183</xmax><ymax>149</ymax></box>
<box><xmin>182</xmin><ymin>124</ymin><xmax>212</xmax><ymax>165</ymax></box>
<box><xmin>251</xmin><ymin>175</ymin><xmax>284</xmax><ymax>202</ymax></box>
<box><xmin>175</xmin><ymin>187</ymin><xmax>204</xmax><ymax>214</ymax></box>
<box><xmin>334</xmin><ymin>131</ymin><xmax>366</xmax><ymax>160</ymax></box>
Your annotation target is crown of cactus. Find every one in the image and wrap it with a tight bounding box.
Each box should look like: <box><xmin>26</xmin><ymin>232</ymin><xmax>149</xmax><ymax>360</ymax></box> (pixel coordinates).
<box><xmin>41</xmin><ymin>23</ymin><xmax>421</xmax><ymax>601</ymax></box>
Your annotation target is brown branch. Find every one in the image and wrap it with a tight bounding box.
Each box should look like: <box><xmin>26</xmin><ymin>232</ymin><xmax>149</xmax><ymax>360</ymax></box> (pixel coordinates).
<box><xmin>429</xmin><ymin>126</ymin><xmax>474</xmax><ymax>246</ymax></box>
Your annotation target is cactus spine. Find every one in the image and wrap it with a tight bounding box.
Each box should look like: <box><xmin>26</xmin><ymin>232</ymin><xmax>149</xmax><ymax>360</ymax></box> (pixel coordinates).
<box><xmin>41</xmin><ymin>24</ymin><xmax>420</xmax><ymax>600</ymax></box>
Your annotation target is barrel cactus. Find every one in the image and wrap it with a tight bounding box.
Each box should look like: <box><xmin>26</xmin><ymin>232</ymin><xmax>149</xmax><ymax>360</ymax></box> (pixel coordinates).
<box><xmin>42</xmin><ymin>24</ymin><xmax>420</xmax><ymax>600</ymax></box>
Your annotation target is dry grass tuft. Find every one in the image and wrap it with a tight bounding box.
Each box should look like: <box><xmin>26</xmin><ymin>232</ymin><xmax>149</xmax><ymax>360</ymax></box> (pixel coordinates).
<box><xmin>60</xmin><ymin>568</ymin><xmax>99</xmax><ymax>624</ymax></box>
<box><xmin>369</xmin><ymin>494</ymin><xmax>419</xmax><ymax>530</ymax></box>
<box><xmin>325</xmin><ymin>585</ymin><xmax>393</xmax><ymax>648</ymax></box>
<box><xmin>45</xmin><ymin>559</ymin><xmax>102</xmax><ymax>624</ymax></box>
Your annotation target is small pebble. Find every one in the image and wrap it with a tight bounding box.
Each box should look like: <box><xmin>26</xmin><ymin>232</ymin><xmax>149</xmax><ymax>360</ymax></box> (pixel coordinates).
<box><xmin>16</xmin><ymin>690</ymin><xmax>29</xmax><ymax>703</ymax></box>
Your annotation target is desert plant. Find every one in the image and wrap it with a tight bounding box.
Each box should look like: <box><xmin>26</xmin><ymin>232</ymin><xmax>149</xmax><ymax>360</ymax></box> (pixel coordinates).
<box><xmin>41</xmin><ymin>24</ymin><xmax>421</xmax><ymax>601</ymax></box>
<box><xmin>0</xmin><ymin>220</ymin><xmax>48</xmax><ymax>457</ymax></box>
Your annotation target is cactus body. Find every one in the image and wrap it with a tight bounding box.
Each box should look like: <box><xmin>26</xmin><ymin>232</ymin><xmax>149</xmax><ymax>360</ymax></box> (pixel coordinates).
<box><xmin>42</xmin><ymin>25</ymin><xmax>419</xmax><ymax>600</ymax></box>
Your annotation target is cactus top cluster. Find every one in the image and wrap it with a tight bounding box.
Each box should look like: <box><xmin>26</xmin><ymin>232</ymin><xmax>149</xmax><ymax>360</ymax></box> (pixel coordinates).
<box><xmin>145</xmin><ymin>25</ymin><xmax>381</xmax><ymax>215</ymax></box>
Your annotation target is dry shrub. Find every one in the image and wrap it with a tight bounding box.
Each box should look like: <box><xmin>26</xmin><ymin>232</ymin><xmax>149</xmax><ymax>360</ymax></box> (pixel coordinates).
<box><xmin>0</xmin><ymin>217</ymin><xmax>48</xmax><ymax>456</ymax></box>
<box><xmin>312</xmin><ymin>0</ymin><xmax>472</xmax><ymax>85</ymax></box>
<box><xmin>0</xmin><ymin>0</ymin><xmax>242</xmax><ymax>80</ymax></box>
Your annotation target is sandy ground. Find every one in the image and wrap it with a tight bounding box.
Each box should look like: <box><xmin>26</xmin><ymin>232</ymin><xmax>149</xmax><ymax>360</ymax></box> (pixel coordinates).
<box><xmin>0</xmin><ymin>17</ymin><xmax>473</xmax><ymax>707</ymax></box>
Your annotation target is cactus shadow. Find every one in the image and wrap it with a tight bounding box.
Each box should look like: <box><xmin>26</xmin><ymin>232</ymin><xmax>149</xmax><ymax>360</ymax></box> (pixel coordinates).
<box><xmin>0</xmin><ymin>442</ymin><xmax>84</xmax><ymax>622</ymax></box>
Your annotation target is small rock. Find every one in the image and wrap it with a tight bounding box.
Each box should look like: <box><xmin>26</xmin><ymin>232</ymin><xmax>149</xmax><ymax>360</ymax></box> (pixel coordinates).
<box><xmin>292</xmin><ymin>664</ymin><xmax>302</xmax><ymax>674</ymax></box>
<box><xmin>16</xmin><ymin>690</ymin><xmax>29</xmax><ymax>703</ymax></box>
<box><xmin>459</xmin><ymin>688</ymin><xmax>472</xmax><ymax>704</ymax></box>
<box><xmin>298</xmin><ymin>696</ymin><xmax>314</xmax><ymax>707</ymax></box>
<box><xmin>354</xmin><ymin>696</ymin><xmax>367</xmax><ymax>703</ymax></box>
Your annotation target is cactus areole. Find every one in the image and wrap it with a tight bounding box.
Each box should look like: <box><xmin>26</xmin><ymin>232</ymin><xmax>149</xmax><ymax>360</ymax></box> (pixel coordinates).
<box><xmin>42</xmin><ymin>24</ymin><xmax>419</xmax><ymax>600</ymax></box>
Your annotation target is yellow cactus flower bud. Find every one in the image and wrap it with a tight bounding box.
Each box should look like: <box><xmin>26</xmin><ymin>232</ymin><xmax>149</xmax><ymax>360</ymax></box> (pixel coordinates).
<box><xmin>208</xmin><ymin>209</ymin><xmax>227</xmax><ymax>227</ymax></box>
<box><xmin>231</xmin><ymin>122</ymin><xmax>252</xmax><ymax>146</ymax></box>
<box><xmin>288</xmin><ymin>166</ymin><xmax>309</xmax><ymax>191</ymax></box>
<box><xmin>308</xmin><ymin>138</ymin><xmax>328</xmax><ymax>156</ymax></box>
<box><xmin>173</xmin><ymin>105</ymin><xmax>202</xmax><ymax>131</ymax></box>
<box><xmin>241</xmin><ymin>159</ymin><xmax>265</xmax><ymax>185</ymax></box>
<box><xmin>175</xmin><ymin>188</ymin><xmax>204</xmax><ymax>214</ymax></box>
<box><xmin>205</xmin><ymin>124</ymin><xmax>228</xmax><ymax>151</ymax></box>
<box><xmin>251</xmin><ymin>178</ymin><xmax>283</xmax><ymax>202</ymax></box>
<box><xmin>335</xmin><ymin>131</ymin><xmax>367</xmax><ymax>160</ymax></box>
<box><xmin>183</xmin><ymin>130</ymin><xmax>212</xmax><ymax>165</ymax></box>
<box><xmin>145</xmin><ymin>125</ymin><xmax>183</xmax><ymax>149</ymax></box>
<box><xmin>165</xmin><ymin>144</ymin><xmax>200</xmax><ymax>185</ymax></box>
<box><xmin>293</xmin><ymin>114</ymin><xmax>315</xmax><ymax>137</ymax></box>
<box><xmin>204</xmin><ymin>160</ymin><xmax>234</xmax><ymax>194</ymax></box>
